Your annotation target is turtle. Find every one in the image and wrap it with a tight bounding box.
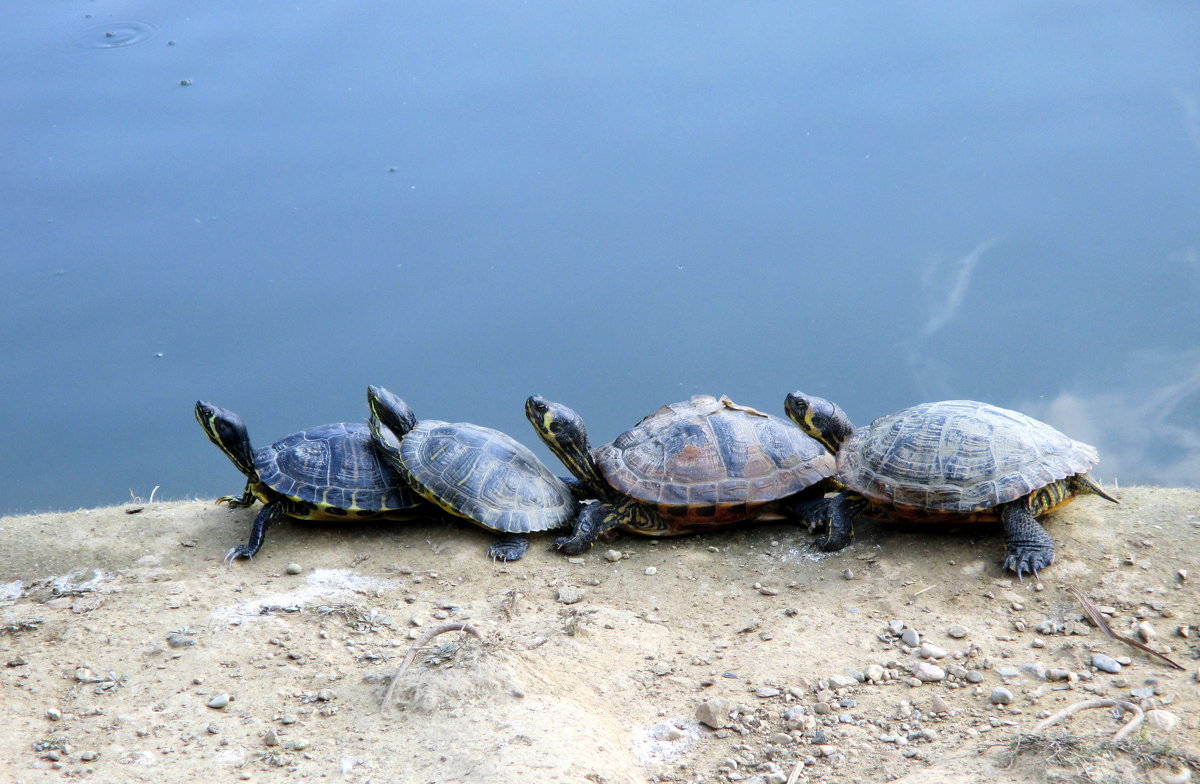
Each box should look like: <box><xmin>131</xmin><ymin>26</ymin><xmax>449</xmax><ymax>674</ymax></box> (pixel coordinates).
<box><xmin>784</xmin><ymin>393</ymin><xmax>1119</xmax><ymax>579</ymax></box>
<box><xmin>524</xmin><ymin>394</ymin><xmax>836</xmax><ymax>554</ymax></box>
<box><xmin>367</xmin><ymin>385</ymin><xmax>577</xmax><ymax>561</ymax></box>
<box><xmin>195</xmin><ymin>400</ymin><xmax>423</xmax><ymax>563</ymax></box>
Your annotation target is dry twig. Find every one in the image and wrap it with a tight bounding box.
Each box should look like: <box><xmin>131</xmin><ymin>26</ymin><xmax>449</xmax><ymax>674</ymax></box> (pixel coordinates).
<box><xmin>1032</xmin><ymin>698</ymin><xmax>1144</xmax><ymax>742</ymax></box>
<box><xmin>380</xmin><ymin>622</ymin><xmax>482</xmax><ymax>709</ymax></box>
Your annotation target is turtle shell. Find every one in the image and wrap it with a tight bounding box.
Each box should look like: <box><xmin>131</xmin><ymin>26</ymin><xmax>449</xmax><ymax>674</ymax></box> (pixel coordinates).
<box><xmin>256</xmin><ymin>423</ymin><xmax>418</xmax><ymax>514</ymax></box>
<box><xmin>838</xmin><ymin>400</ymin><xmax>1099</xmax><ymax>514</ymax></box>
<box><xmin>398</xmin><ymin>420</ymin><xmax>575</xmax><ymax>534</ymax></box>
<box><xmin>595</xmin><ymin>395</ymin><xmax>834</xmax><ymax>523</ymax></box>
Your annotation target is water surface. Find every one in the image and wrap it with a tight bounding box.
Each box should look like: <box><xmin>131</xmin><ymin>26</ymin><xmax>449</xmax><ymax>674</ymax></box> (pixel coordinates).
<box><xmin>2</xmin><ymin>1</ymin><xmax>1198</xmax><ymax>515</ymax></box>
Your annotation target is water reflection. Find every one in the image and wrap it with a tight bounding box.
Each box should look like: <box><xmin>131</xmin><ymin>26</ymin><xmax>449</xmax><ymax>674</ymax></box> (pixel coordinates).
<box><xmin>72</xmin><ymin>21</ymin><xmax>158</xmax><ymax>50</ymax></box>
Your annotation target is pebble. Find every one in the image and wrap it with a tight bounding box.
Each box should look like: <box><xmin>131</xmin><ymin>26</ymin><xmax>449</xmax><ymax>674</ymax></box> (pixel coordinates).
<box><xmin>654</xmin><ymin>725</ymin><xmax>684</xmax><ymax>741</ymax></box>
<box><xmin>887</xmin><ymin>620</ymin><xmax>905</xmax><ymax>635</ymax></box>
<box><xmin>316</xmin><ymin>689</ymin><xmax>334</xmax><ymax>701</ymax></box>
<box><xmin>912</xmin><ymin>663</ymin><xmax>945</xmax><ymax>682</ymax></box>
<box><xmin>1031</xmin><ymin>638</ymin><xmax>1045</xmax><ymax>649</ymax></box>
<box><xmin>901</xmin><ymin>629</ymin><xmax>920</xmax><ymax>647</ymax></box>
<box><xmin>1020</xmin><ymin>662</ymin><xmax>1047</xmax><ymax>680</ymax></box>
<box><xmin>285</xmin><ymin>563</ymin><xmax>302</xmax><ymax>575</ymax></box>
<box><xmin>166</xmin><ymin>633</ymin><xmax>195</xmax><ymax>648</ymax></box>
<box><xmin>603</xmin><ymin>550</ymin><xmax>623</xmax><ymax>562</ymax></box>
<box><xmin>566</xmin><ymin>557</ymin><xmax>585</xmax><ymax>564</ymax></box>
<box><xmin>284</xmin><ymin>739</ymin><xmax>308</xmax><ymax>751</ymax></box>
<box><xmin>644</xmin><ymin>567</ymin><xmax>657</xmax><ymax>576</ymax></box>
<box><xmin>965</xmin><ymin>671</ymin><xmax>984</xmax><ymax>683</ymax></box>
<box><xmin>842</xmin><ymin>569</ymin><xmax>854</xmax><ymax>580</ymax></box>
<box><xmin>46</xmin><ymin>708</ymin><xmax>62</xmax><ymax>721</ymax></box>
<box><xmin>756</xmin><ymin>688</ymin><xmax>781</xmax><ymax>698</ymax></box>
<box><xmin>827</xmin><ymin>675</ymin><xmax>857</xmax><ymax>689</ymax></box>
<box><xmin>946</xmin><ymin>625</ymin><xmax>968</xmax><ymax>639</ymax></box>
<box><xmin>263</xmin><ymin>730</ymin><xmax>279</xmax><ymax>746</ymax></box>
<box><xmin>1137</xmin><ymin>622</ymin><xmax>1157</xmax><ymax>643</ymax></box>
<box><xmin>996</xmin><ymin>665</ymin><xmax>1020</xmax><ymax>678</ymax></box>
<box><xmin>80</xmin><ymin>751</ymin><xmax>98</xmax><ymax>761</ymax></box>
<box><xmin>768</xmin><ymin>732</ymin><xmax>793</xmax><ymax>746</ymax></box>
<box><xmin>929</xmin><ymin>695</ymin><xmax>949</xmax><ymax>713</ymax></box>
<box><xmin>1091</xmin><ymin>654</ymin><xmax>1122</xmax><ymax>674</ymax></box>
<box><xmin>1144</xmin><ymin>710</ymin><xmax>1180</xmax><ymax>731</ymax></box>
<box><xmin>864</xmin><ymin>664</ymin><xmax>885</xmax><ymax>683</ymax></box>
<box><xmin>1046</xmin><ymin>668</ymin><xmax>1071</xmax><ymax>682</ymax></box>
<box><xmin>207</xmin><ymin>694</ymin><xmax>230</xmax><ymax>709</ymax></box>
<box><xmin>695</xmin><ymin>698</ymin><xmax>730</xmax><ymax>729</ymax></box>
<box><xmin>919</xmin><ymin>643</ymin><xmax>946</xmax><ymax>659</ymax></box>
<box><xmin>989</xmin><ymin>687</ymin><xmax>1014</xmax><ymax>705</ymax></box>
<box><xmin>556</xmin><ymin>587</ymin><xmax>584</xmax><ymax>604</ymax></box>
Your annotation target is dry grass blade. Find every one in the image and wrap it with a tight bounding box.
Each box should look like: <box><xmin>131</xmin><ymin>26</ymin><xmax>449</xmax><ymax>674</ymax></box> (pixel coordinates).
<box><xmin>381</xmin><ymin>622</ymin><xmax>483</xmax><ymax>709</ymax></box>
<box><xmin>1067</xmin><ymin>587</ymin><xmax>1185</xmax><ymax>671</ymax></box>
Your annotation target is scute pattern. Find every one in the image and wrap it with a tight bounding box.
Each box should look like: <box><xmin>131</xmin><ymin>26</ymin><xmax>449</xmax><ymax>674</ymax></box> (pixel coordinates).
<box><xmin>598</xmin><ymin>395</ymin><xmax>834</xmax><ymax>520</ymax></box>
<box><xmin>838</xmin><ymin>400</ymin><xmax>1099</xmax><ymax>512</ymax></box>
<box><xmin>399</xmin><ymin>420</ymin><xmax>574</xmax><ymax>534</ymax></box>
<box><xmin>255</xmin><ymin>423</ymin><xmax>415</xmax><ymax>512</ymax></box>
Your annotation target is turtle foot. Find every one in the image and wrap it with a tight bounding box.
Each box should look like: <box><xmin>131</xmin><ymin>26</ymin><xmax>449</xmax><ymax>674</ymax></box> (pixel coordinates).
<box><xmin>1002</xmin><ymin>546</ymin><xmax>1053</xmax><ymax>582</ymax></box>
<box><xmin>818</xmin><ymin>531</ymin><xmax>853</xmax><ymax>552</ymax></box>
<box><xmin>223</xmin><ymin>545</ymin><xmax>256</xmax><ymax>566</ymax></box>
<box><xmin>487</xmin><ymin>535</ymin><xmax>529</xmax><ymax>562</ymax></box>
<box><xmin>553</xmin><ymin>536</ymin><xmax>590</xmax><ymax>556</ymax></box>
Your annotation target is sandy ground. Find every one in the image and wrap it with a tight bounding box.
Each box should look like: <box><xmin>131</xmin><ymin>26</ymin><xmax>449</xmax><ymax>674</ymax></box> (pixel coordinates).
<box><xmin>1</xmin><ymin>486</ymin><xmax>1198</xmax><ymax>784</ymax></box>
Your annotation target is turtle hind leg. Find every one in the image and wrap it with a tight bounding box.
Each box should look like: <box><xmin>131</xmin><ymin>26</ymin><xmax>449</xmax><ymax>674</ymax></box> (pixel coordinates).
<box><xmin>999</xmin><ymin>501</ymin><xmax>1055</xmax><ymax>581</ymax></box>
<box><xmin>225</xmin><ymin>500</ymin><xmax>293</xmax><ymax>564</ymax></box>
<box><xmin>554</xmin><ymin>501</ymin><xmax>623</xmax><ymax>556</ymax></box>
<box><xmin>486</xmin><ymin>533</ymin><xmax>530</xmax><ymax>562</ymax></box>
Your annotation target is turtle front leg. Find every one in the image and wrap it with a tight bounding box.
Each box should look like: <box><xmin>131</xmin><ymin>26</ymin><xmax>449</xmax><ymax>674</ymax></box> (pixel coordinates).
<box><xmin>225</xmin><ymin>500</ymin><xmax>292</xmax><ymax>564</ymax></box>
<box><xmin>999</xmin><ymin>501</ymin><xmax>1055</xmax><ymax>581</ymax></box>
<box><xmin>218</xmin><ymin>480</ymin><xmax>257</xmax><ymax>508</ymax></box>
<box><xmin>486</xmin><ymin>534</ymin><xmax>530</xmax><ymax>562</ymax></box>
<box><xmin>809</xmin><ymin>491</ymin><xmax>866</xmax><ymax>552</ymax></box>
<box><xmin>554</xmin><ymin>501</ymin><xmax>622</xmax><ymax>555</ymax></box>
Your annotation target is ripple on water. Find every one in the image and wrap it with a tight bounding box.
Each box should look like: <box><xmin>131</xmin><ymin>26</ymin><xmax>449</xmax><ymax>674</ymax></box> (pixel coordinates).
<box><xmin>73</xmin><ymin>21</ymin><xmax>158</xmax><ymax>49</ymax></box>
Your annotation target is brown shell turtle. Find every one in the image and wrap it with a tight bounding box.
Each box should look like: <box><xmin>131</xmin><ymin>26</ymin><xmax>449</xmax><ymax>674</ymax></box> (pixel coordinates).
<box><xmin>784</xmin><ymin>393</ymin><xmax>1118</xmax><ymax>579</ymax></box>
<box><xmin>525</xmin><ymin>394</ymin><xmax>835</xmax><ymax>553</ymax></box>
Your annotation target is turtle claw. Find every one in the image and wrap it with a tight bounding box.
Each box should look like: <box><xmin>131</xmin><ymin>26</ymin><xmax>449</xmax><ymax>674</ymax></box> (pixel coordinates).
<box><xmin>1002</xmin><ymin>548</ymin><xmax>1053</xmax><ymax>583</ymax></box>
<box><xmin>553</xmin><ymin>535</ymin><xmax>590</xmax><ymax>556</ymax></box>
<box><xmin>224</xmin><ymin>545</ymin><xmax>254</xmax><ymax>566</ymax></box>
<box><xmin>486</xmin><ymin>535</ymin><xmax>529</xmax><ymax>562</ymax></box>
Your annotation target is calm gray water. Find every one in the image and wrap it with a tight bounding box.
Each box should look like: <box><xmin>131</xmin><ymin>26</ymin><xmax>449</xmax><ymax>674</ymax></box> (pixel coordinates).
<box><xmin>2</xmin><ymin>2</ymin><xmax>1198</xmax><ymax>516</ymax></box>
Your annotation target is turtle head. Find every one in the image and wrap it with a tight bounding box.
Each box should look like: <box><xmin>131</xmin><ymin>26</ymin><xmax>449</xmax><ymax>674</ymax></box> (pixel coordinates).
<box><xmin>784</xmin><ymin>391</ymin><xmax>854</xmax><ymax>454</ymax></box>
<box><xmin>525</xmin><ymin>395</ymin><xmax>604</xmax><ymax>492</ymax></box>
<box><xmin>367</xmin><ymin>386</ymin><xmax>417</xmax><ymax>439</ymax></box>
<box><xmin>195</xmin><ymin>401</ymin><xmax>255</xmax><ymax>476</ymax></box>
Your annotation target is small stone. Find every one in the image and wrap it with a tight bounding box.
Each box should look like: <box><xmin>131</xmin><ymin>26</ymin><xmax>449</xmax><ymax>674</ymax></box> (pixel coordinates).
<box><xmin>1031</xmin><ymin>638</ymin><xmax>1045</xmax><ymax>648</ymax></box>
<box><xmin>813</xmin><ymin>702</ymin><xmax>831</xmax><ymax>715</ymax></box>
<box><xmin>1145</xmin><ymin>710</ymin><xmax>1180</xmax><ymax>731</ymax></box>
<box><xmin>842</xmin><ymin>569</ymin><xmax>854</xmax><ymax>580</ymax></box>
<box><xmin>566</xmin><ymin>557</ymin><xmax>585</xmax><ymax>564</ymax></box>
<box><xmin>556</xmin><ymin>587</ymin><xmax>584</xmax><ymax>604</ymax></box>
<box><xmin>604</xmin><ymin>550</ymin><xmax>623</xmax><ymax>562</ymax></box>
<box><xmin>46</xmin><ymin>708</ymin><xmax>62</xmax><ymax>721</ymax></box>
<box><xmin>919</xmin><ymin>643</ymin><xmax>946</xmax><ymax>659</ymax></box>
<box><xmin>263</xmin><ymin>730</ymin><xmax>279</xmax><ymax>746</ymax></box>
<box><xmin>756</xmin><ymin>688</ymin><xmax>781</xmax><ymax>698</ymax></box>
<box><xmin>990</xmin><ymin>687</ymin><xmax>1014</xmax><ymax>705</ymax></box>
<box><xmin>207</xmin><ymin>693</ymin><xmax>230</xmax><ymax>709</ymax></box>
<box><xmin>930</xmin><ymin>695</ymin><xmax>949</xmax><ymax>713</ymax></box>
<box><xmin>946</xmin><ymin>625</ymin><xmax>968</xmax><ymax>639</ymax></box>
<box><xmin>827</xmin><ymin>675</ymin><xmax>857</xmax><ymax>689</ymax></box>
<box><xmin>887</xmin><ymin>620</ymin><xmax>905</xmax><ymax>635</ymax></box>
<box><xmin>912</xmin><ymin>663</ymin><xmax>945</xmax><ymax>682</ymax></box>
<box><xmin>996</xmin><ymin>665</ymin><xmax>1021</xmax><ymax>678</ymax></box>
<box><xmin>166</xmin><ymin>633</ymin><xmax>195</xmax><ymax>648</ymax></box>
<box><xmin>7</xmin><ymin>655</ymin><xmax>27</xmax><ymax>667</ymax></box>
<box><xmin>696</xmin><ymin>698</ymin><xmax>731</xmax><ymax>729</ymax></box>
<box><xmin>1091</xmin><ymin>654</ymin><xmax>1121</xmax><ymax>674</ymax></box>
<box><xmin>80</xmin><ymin>751</ymin><xmax>98</xmax><ymax>761</ymax></box>
<box><xmin>644</xmin><ymin>567</ymin><xmax>657</xmax><ymax>576</ymax></box>
<box><xmin>207</xmin><ymin>724</ymin><xmax>220</xmax><ymax>734</ymax></box>
<box><xmin>965</xmin><ymin>671</ymin><xmax>984</xmax><ymax>683</ymax></box>
<box><xmin>757</xmin><ymin>585</ymin><xmax>779</xmax><ymax>596</ymax></box>
<box><xmin>1137</xmin><ymin>622</ymin><xmax>1156</xmax><ymax>643</ymax></box>
<box><xmin>654</xmin><ymin>724</ymin><xmax>684</xmax><ymax>741</ymax></box>
<box><xmin>285</xmin><ymin>563</ymin><xmax>302</xmax><ymax>575</ymax></box>
<box><xmin>1046</xmin><ymin>668</ymin><xmax>1071</xmax><ymax>682</ymax></box>
<box><xmin>901</xmin><ymin>629</ymin><xmax>920</xmax><ymax>647</ymax></box>
<box><xmin>768</xmin><ymin>732</ymin><xmax>793</xmax><ymax>746</ymax></box>
<box><xmin>1021</xmin><ymin>662</ymin><xmax>1047</xmax><ymax>680</ymax></box>
<box><xmin>864</xmin><ymin>664</ymin><xmax>885</xmax><ymax>682</ymax></box>
<box><xmin>1178</xmin><ymin>569</ymin><xmax>1188</xmax><ymax>581</ymax></box>
<box><xmin>284</xmin><ymin>739</ymin><xmax>308</xmax><ymax>751</ymax></box>
<box><xmin>316</xmin><ymin>689</ymin><xmax>334</xmax><ymax>701</ymax></box>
